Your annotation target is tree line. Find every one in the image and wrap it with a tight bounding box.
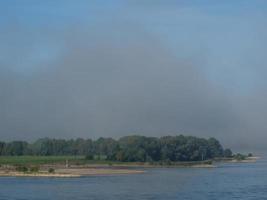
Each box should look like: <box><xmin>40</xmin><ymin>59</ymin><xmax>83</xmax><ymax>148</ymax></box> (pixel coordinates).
<box><xmin>0</xmin><ymin>135</ymin><xmax>232</xmax><ymax>162</ymax></box>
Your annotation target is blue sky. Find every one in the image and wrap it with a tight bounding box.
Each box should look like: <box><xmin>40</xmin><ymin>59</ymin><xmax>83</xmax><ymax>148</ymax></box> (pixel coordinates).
<box><xmin>1</xmin><ymin>0</ymin><xmax>266</xmax><ymax>91</ymax></box>
<box><xmin>1</xmin><ymin>1</ymin><xmax>267</xmax><ymax>149</ymax></box>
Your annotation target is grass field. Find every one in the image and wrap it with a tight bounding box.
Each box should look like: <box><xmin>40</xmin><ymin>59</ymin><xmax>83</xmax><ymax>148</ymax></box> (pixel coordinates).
<box><xmin>0</xmin><ymin>156</ymin><xmax>214</xmax><ymax>167</ymax></box>
<box><xmin>0</xmin><ymin>156</ymin><xmax>84</xmax><ymax>165</ymax></box>
<box><xmin>0</xmin><ymin>156</ymin><xmax>128</xmax><ymax>166</ymax></box>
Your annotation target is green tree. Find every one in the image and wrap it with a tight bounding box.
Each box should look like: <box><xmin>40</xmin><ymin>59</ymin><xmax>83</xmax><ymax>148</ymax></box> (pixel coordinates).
<box><xmin>224</xmin><ymin>148</ymin><xmax>233</xmax><ymax>157</ymax></box>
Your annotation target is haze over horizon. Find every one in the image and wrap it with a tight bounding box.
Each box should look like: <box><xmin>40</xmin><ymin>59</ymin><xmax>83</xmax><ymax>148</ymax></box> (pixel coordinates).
<box><xmin>1</xmin><ymin>0</ymin><xmax>267</xmax><ymax>151</ymax></box>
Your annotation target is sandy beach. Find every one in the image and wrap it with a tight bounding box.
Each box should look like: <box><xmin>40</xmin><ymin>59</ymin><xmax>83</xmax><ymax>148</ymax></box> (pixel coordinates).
<box><xmin>0</xmin><ymin>166</ymin><xmax>145</xmax><ymax>178</ymax></box>
<box><xmin>0</xmin><ymin>162</ymin><xmax>217</xmax><ymax>177</ymax></box>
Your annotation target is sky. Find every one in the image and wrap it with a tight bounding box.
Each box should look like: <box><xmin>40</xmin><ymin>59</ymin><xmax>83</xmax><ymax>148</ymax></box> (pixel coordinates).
<box><xmin>0</xmin><ymin>0</ymin><xmax>267</xmax><ymax>150</ymax></box>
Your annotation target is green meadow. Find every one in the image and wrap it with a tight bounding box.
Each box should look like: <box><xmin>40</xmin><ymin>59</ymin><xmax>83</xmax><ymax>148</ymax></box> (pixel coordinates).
<box><xmin>0</xmin><ymin>156</ymin><xmax>84</xmax><ymax>165</ymax></box>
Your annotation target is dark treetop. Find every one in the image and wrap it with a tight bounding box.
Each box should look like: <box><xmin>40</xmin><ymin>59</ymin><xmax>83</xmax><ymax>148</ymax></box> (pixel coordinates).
<box><xmin>0</xmin><ymin>135</ymin><xmax>231</xmax><ymax>162</ymax></box>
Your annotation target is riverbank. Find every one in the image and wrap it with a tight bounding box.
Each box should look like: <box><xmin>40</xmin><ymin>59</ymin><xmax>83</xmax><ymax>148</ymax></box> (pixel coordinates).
<box><xmin>1</xmin><ymin>156</ymin><xmax>260</xmax><ymax>178</ymax></box>
<box><xmin>227</xmin><ymin>156</ymin><xmax>260</xmax><ymax>163</ymax></box>
<box><xmin>0</xmin><ymin>161</ymin><xmax>215</xmax><ymax>177</ymax></box>
<box><xmin>214</xmin><ymin>156</ymin><xmax>260</xmax><ymax>163</ymax></box>
<box><xmin>0</xmin><ymin>171</ymin><xmax>80</xmax><ymax>178</ymax></box>
<box><xmin>0</xmin><ymin>167</ymin><xmax>145</xmax><ymax>178</ymax></box>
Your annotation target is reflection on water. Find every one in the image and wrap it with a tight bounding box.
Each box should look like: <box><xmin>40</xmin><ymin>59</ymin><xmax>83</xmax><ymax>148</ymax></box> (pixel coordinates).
<box><xmin>0</xmin><ymin>159</ymin><xmax>267</xmax><ymax>200</ymax></box>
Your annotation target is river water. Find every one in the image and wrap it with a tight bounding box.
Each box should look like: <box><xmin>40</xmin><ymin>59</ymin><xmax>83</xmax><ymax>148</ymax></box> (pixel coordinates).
<box><xmin>0</xmin><ymin>159</ymin><xmax>266</xmax><ymax>200</ymax></box>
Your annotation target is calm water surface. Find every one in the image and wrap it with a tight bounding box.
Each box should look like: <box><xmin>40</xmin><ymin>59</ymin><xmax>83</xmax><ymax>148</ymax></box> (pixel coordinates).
<box><xmin>1</xmin><ymin>159</ymin><xmax>267</xmax><ymax>200</ymax></box>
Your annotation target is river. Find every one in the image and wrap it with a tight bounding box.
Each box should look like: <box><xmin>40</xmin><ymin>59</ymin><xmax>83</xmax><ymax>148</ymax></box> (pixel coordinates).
<box><xmin>0</xmin><ymin>158</ymin><xmax>266</xmax><ymax>200</ymax></box>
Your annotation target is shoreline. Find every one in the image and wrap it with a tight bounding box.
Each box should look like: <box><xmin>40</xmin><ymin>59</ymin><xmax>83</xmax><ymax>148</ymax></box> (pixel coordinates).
<box><xmin>0</xmin><ymin>167</ymin><xmax>145</xmax><ymax>178</ymax></box>
<box><xmin>0</xmin><ymin>172</ymin><xmax>81</xmax><ymax>178</ymax></box>
<box><xmin>0</xmin><ymin>170</ymin><xmax>145</xmax><ymax>178</ymax></box>
<box><xmin>0</xmin><ymin>157</ymin><xmax>260</xmax><ymax>178</ymax></box>
<box><xmin>214</xmin><ymin>156</ymin><xmax>260</xmax><ymax>163</ymax></box>
<box><xmin>0</xmin><ymin>163</ymin><xmax>215</xmax><ymax>178</ymax></box>
<box><xmin>226</xmin><ymin>157</ymin><xmax>260</xmax><ymax>163</ymax></box>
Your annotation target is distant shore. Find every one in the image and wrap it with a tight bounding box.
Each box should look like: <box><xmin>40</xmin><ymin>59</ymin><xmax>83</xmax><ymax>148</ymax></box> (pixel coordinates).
<box><xmin>0</xmin><ymin>161</ymin><xmax>217</xmax><ymax>178</ymax></box>
<box><xmin>214</xmin><ymin>156</ymin><xmax>260</xmax><ymax>163</ymax></box>
<box><xmin>0</xmin><ymin>168</ymin><xmax>145</xmax><ymax>178</ymax></box>
<box><xmin>226</xmin><ymin>156</ymin><xmax>260</xmax><ymax>163</ymax></box>
<box><xmin>0</xmin><ymin>171</ymin><xmax>81</xmax><ymax>178</ymax></box>
<box><xmin>0</xmin><ymin>155</ymin><xmax>260</xmax><ymax>178</ymax></box>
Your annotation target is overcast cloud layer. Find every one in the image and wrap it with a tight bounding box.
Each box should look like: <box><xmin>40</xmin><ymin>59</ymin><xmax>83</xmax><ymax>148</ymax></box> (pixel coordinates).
<box><xmin>1</xmin><ymin>0</ymin><xmax>267</xmax><ymax>150</ymax></box>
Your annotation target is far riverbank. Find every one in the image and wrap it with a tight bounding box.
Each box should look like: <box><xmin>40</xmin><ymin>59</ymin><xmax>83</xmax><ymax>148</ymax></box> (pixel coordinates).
<box><xmin>0</xmin><ymin>155</ymin><xmax>260</xmax><ymax>178</ymax></box>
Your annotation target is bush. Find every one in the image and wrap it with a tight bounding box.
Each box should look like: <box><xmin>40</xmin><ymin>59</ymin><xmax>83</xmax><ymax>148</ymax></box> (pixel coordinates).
<box><xmin>85</xmin><ymin>154</ymin><xmax>94</xmax><ymax>160</ymax></box>
<box><xmin>234</xmin><ymin>153</ymin><xmax>246</xmax><ymax>160</ymax></box>
<box><xmin>248</xmin><ymin>153</ymin><xmax>253</xmax><ymax>157</ymax></box>
<box><xmin>30</xmin><ymin>166</ymin><xmax>39</xmax><ymax>173</ymax></box>
<box><xmin>48</xmin><ymin>168</ymin><xmax>55</xmax><ymax>173</ymax></box>
<box><xmin>16</xmin><ymin>165</ymin><xmax>28</xmax><ymax>173</ymax></box>
<box><xmin>95</xmin><ymin>155</ymin><xmax>101</xmax><ymax>160</ymax></box>
<box><xmin>224</xmin><ymin>148</ymin><xmax>233</xmax><ymax>158</ymax></box>
<box><xmin>206</xmin><ymin>160</ymin><xmax>213</xmax><ymax>165</ymax></box>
